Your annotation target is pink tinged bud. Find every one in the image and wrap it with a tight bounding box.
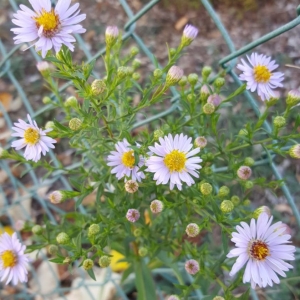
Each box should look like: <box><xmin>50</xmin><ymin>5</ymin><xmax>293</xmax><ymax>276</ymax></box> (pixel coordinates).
<box><xmin>166</xmin><ymin>66</ymin><xmax>184</xmax><ymax>85</ymax></box>
<box><xmin>48</xmin><ymin>191</ymin><xmax>63</xmax><ymax>204</ymax></box>
<box><xmin>183</xmin><ymin>24</ymin><xmax>198</xmax><ymax>40</ymax></box>
<box><xmin>36</xmin><ymin>61</ymin><xmax>50</xmax><ymax>72</ymax></box>
<box><xmin>201</xmin><ymin>85</ymin><xmax>210</xmax><ymax>95</ymax></box>
<box><xmin>237</xmin><ymin>166</ymin><xmax>252</xmax><ymax>180</ymax></box>
<box><xmin>289</xmin><ymin>144</ymin><xmax>300</xmax><ymax>159</ymax></box>
<box><xmin>194</xmin><ymin>136</ymin><xmax>207</xmax><ymax>149</ymax></box>
<box><xmin>105</xmin><ymin>26</ymin><xmax>119</xmax><ymax>38</ymax></box>
<box><xmin>186</xmin><ymin>223</ymin><xmax>200</xmax><ymax>237</ymax></box>
<box><xmin>15</xmin><ymin>220</ymin><xmax>25</xmax><ymax>231</ymax></box>
<box><xmin>150</xmin><ymin>200</ymin><xmax>163</xmax><ymax>213</ymax></box>
<box><xmin>126</xmin><ymin>209</ymin><xmax>140</xmax><ymax>223</ymax></box>
<box><xmin>207</xmin><ymin>94</ymin><xmax>221</xmax><ymax>106</ymax></box>
<box><xmin>185</xmin><ymin>259</ymin><xmax>199</xmax><ymax>275</ymax></box>
<box><xmin>287</xmin><ymin>89</ymin><xmax>300</xmax><ymax>106</ymax></box>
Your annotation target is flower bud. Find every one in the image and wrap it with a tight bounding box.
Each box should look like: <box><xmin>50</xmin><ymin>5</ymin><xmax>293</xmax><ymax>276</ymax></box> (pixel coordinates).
<box><xmin>134</xmin><ymin>228</ymin><xmax>142</xmax><ymax>237</ymax></box>
<box><xmin>69</xmin><ymin>118</ymin><xmax>82</xmax><ymax>131</ymax></box>
<box><xmin>181</xmin><ymin>24</ymin><xmax>198</xmax><ymax>47</ymax></box>
<box><xmin>150</xmin><ymin>200</ymin><xmax>163</xmax><ymax>214</ymax></box>
<box><xmin>244</xmin><ymin>157</ymin><xmax>254</xmax><ymax>167</ymax></box>
<box><xmin>289</xmin><ymin>144</ymin><xmax>300</xmax><ymax>159</ymax></box>
<box><xmin>266</xmin><ymin>90</ymin><xmax>280</xmax><ymax>107</ymax></box>
<box><xmin>200</xmin><ymin>85</ymin><xmax>210</xmax><ymax>102</ymax></box>
<box><xmin>200</xmin><ymin>182</ymin><xmax>213</xmax><ymax>195</ymax></box>
<box><xmin>42</xmin><ymin>96</ymin><xmax>52</xmax><ymax>104</ymax></box>
<box><xmin>187</xmin><ymin>93</ymin><xmax>195</xmax><ymax>102</ymax></box>
<box><xmin>91</xmin><ymin>80</ymin><xmax>106</xmax><ymax>96</ymax></box>
<box><xmin>65</xmin><ymin>96</ymin><xmax>78</xmax><ymax>107</ymax></box>
<box><xmin>203</xmin><ymin>166</ymin><xmax>212</xmax><ymax>175</ymax></box>
<box><xmin>231</xmin><ymin>195</ymin><xmax>240</xmax><ymax>206</ymax></box>
<box><xmin>63</xmin><ymin>256</ymin><xmax>72</xmax><ymax>264</ymax></box>
<box><xmin>207</xmin><ymin>94</ymin><xmax>221</xmax><ymax>106</ymax></box>
<box><xmin>220</xmin><ymin>200</ymin><xmax>234</xmax><ymax>213</ymax></box>
<box><xmin>237</xmin><ymin>166</ymin><xmax>252</xmax><ymax>180</ymax></box>
<box><xmin>194</xmin><ymin>136</ymin><xmax>207</xmax><ymax>149</ymax></box>
<box><xmin>244</xmin><ymin>180</ymin><xmax>254</xmax><ymax>189</ymax></box>
<box><xmin>214</xmin><ymin>77</ymin><xmax>225</xmax><ymax>88</ymax></box>
<box><xmin>213</xmin><ymin>297</ymin><xmax>225</xmax><ymax>300</ymax></box>
<box><xmin>88</xmin><ymin>224</ymin><xmax>100</xmax><ymax>236</ymax></box>
<box><xmin>286</xmin><ymin>89</ymin><xmax>300</xmax><ymax>106</ymax></box>
<box><xmin>166</xmin><ymin>66</ymin><xmax>184</xmax><ymax>86</ymax></box>
<box><xmin>83</xmin><ymin>259</ymin><xmax>94</xmax><ymax>270</ymax></box>
<box><xmin>48</xmin><ymin>244</ymin><xmax>58</xmax><ymax>255</ymax></box>
<box><xmin>48</xmin><ymin>191</ymin><xmax>64</xmax><ymax>204</ymax></box>
<box><xmin>130</xmin><ymin>46</ymin><xmax>139</xmax><ymax>56</ymax></box>
<box><xmin>168</xmin><ymin>296</ymin><xmax>180</xmax><ymax>300</ymax></box>
<box><xmin>153</xmin><ymin>69</ymin><xmax>163</xmax><ymax>78</ymax></box>
<box><xmin>45</xmin><ymin>121</ymin><xmax>55</xmax><ymax>130</ymax></box>
<box><xmin>238</xmin><ymin>129</ymin><xmax>248</xmax><ymax>136</ymax></box>
<box><xmin>36</xmin><ymin>61</ymin><xmax>50</xmax><ymax>76</ymax></box>
<box><xmin>186</xmin><ymin>223</ymin><xmax>200</xmax><ymax>237</ymax></box>
<box><xmin>154</xmin><ymin>129</ymin><xmax>164</xmax><ymax>141</ymax></box>
<box><xmin>253</xmin><ymin>206</ymin><xmax>271</xmax><ymax>219</ymax></box>
<box><xmin>169</xmin><ymin>48</ymin><xmax>176</xmax><ymax>56</ymax></box>
<box><xmin>185</xmin><ymin>259</ymin><xmax>199</xmax><ymax>275</ymax></box>
<box><xmin>203</xmin><ymin>103</ymin><xmax>215</xmax><ymax>114</ymax></box>
<box><xmin>273</xmin><ymin>116</ymin><xmax>286</xmax><ymax>128</ymax></box>
<box><xmin>178</xmin><ymin>76</ymin><xmax>188</xmax><ymax>86</ymax></box>
<box><xmin>132</xmin><ymin>72</ymin><xmax>141</xmax><ymax>81</ymax></box>
<box><xmin>188</xmin><ymin>73</ymin><xmax>198</xmax><ymax>85</ymax></box>
<box><xmin>218</xmin><ymin>186</ymin><xmax>229</xmax><ymax>197</ymax></box>
<box><xmin>99</xmin><ymin>255</ymin><xmax>111</xmax><ymax>268</ymax></box>
<box><xmin>0</xmin><ymin>147</ymin><xmax>9</xmax><ymax>159</ymax></box>
<box><xmin>243</xmin><ymin>199</ymin><xmax>251</xmax><ymax>206</ymax></box>
<box><xmin>202</xmin><ymin>66</ymin><xmax>212</xmax><ymax>79</ymax></box>
<box><xmin>132</xmin><ymin>59</ymin><xmax>141</xmax><ymax>69</ymax></box>
<box><xmin>56</xmin><ymin>232</ymin><xmax>70</xmax><ymax>245</ymax></box>
<box><xmin>105</xmin><ymin>26</ymin><xmax>119</xmax><ymax>48</ymax></box>
<box><xmin>127</xmin><ymin>67</ymin><xmax>134</xmax><ymax>76</ymax></box>
<box><xmin>117</xmin><ymin>66</ymin><xmax>129</xmax><ymax>79</ymax></box>
<box><xmin>126</xmin><ymin>209</ymin><xmax>140</xmax><ymax>222</ymax></box>
<box><xmin>138</xmin><ymin>247</ymin><xmax>148</xmax><ymax>257</ymax></box>
<box><xmin>32</xmin><ymin>225</ymin><xmax>43</xmax><ymax>235</ymax></box>
<box><xmin>125</xmin><ymin>180</ymin><xmax>139</xmax><ymax>193</ymax></box>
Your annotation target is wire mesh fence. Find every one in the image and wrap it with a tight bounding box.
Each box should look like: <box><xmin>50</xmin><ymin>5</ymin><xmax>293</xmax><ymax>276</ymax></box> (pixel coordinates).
<box><xmin>0</xmin><ymin>0</ymin><xmax>300</xmax><ymax>299</ymax></box>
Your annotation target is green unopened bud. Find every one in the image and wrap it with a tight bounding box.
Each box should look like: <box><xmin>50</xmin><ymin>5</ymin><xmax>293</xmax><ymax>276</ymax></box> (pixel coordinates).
<box><xmin>130</xmin><ymin>46</ymin><xmax>139</xmax><ymax>56</ymax></box>
<box><xmin>289</xmin><ymin>144</ymin><xmax>300</xmax><ymax>159</ymax></box>
<box><xmin>238</xmin><ymin>129</ymin><xmax>248</xmax><ymax>136</ymax></box>
<box><xmin>202</xmin><ymin>66</ymin><xmax>212</xmax><ymax>79</ymax></box>
<box><xmin>200</xmin><ymin>183</ymin><xmax>213</xmax><ymax>195</ymax></box>
<box><xmin>134</xmin><ymin>228</ymin><xmax>142</xmax><ymax>237</ymax></box>
<box><xmin>243</xmin><ymin>199</ymin><xmax>251</xmax><ymax>206</ymax></box>
<box><xmin>32</xmin><ymin>225</ymin><xmax>43</xmax><ymax>235</ymax></box>
<box><xmin>69</xmin><ymin>118</ymin><xmax>82</xmax><ymax>131</ymax></box>
<box><xmin>218</xmin><ymin>186</ymin><xmax>229</xmax><ymax>197</ymax></box>
<box><xmin>286</xmin><ymin>89</ymin><xmax>300</xmax><ymax>106</ymax></box>
<box><xmin>214</xmin><ymin>77</ymin><xmax>225</xmax><ymax>88</ymax></box>
<box><xmin>0</xmin><ymin>147</ymin><xmax>9</xmax><ymax>159</ymax></box>
<box><xmin>203</xmin><ymin>167</ymin><xmax>212</xmax><ymax>175</ymax></box>
<box><xmin>153</xmin><ymin>69</ymin><xmax>163</xmax><ymax>78</ymax></box>
<box><xmin>187</xmin><ymin>93</ymin><xmax>195</xmax><ymax>102</ymax></box>
<box><xmin>42</xmin><ymin>96</ymin><xmax>52</xmax><ymax>104</ymax></box>
<box><xmin>65</xmin><ymin>96</ymin><xmax>78</xmax><ymax>108</ymax></box>
<box><xmin>178</xmin><ymin>76</ymin><xmax>187</xmax><ymax>86</ymax></box>
<box><xmin>56</xmin><ymin>232</ymin><xmax>70</xmax><ymax>245</ymax></box>
<box><xmin>213</xmin><ymin>297</ymin><xmax>225</xmax><ymax>300</ymax></box>
<box><xmin>63</xmin><ymin>256</ymin><xmax>72</xmax><ymax>264</ymax></box>
<box><xmin>244</xmin><ymin>157</ymin><xmax>255</xmax><ymax>166</ymax></box>
<box><xmin>138</xmin><ymin>247</ymin><xmax>148</xmax><ymax>257</ymax></box>
<box><xmin>169</xmin><ymin>48</ymin><xmax>176</xmax><ymax>56</ymax></box>
<box><xmin>244</xmin><ymin>181</ymin><xmax>254</xmax><ymax>190</ymax></box>
<box><xmin>188</xmin><ymin>73</ymin><xmax>198</xmax><ymax>85</ymax></box>
<box><xmin>266</xmin><ymin>91</ymin><xmax>280</xmax><ymax>107</ymax></box>
<box><xmin>203</xmin><ymin>103</ymin><xmax>215</xmax><ymax>114</ymax></box>
<box><xmin>117</xmin><ymin>66</ymin><xmax>128</xmax><ymax>79</ymax></box>
<box><xmin>99</xmin><ymin>255</ymin><xmax>111</xmax><ymax>268</ymax></box>
<box><xmin>88</xmin><ymin>224</ymin><xmax>100</xmax><ymax>236</ymax></box>
<box><xmin>83</xmin><ymin>259</ymin><xmax>94</xmax><ymax>270</ymax></box>
<box><xmin>154</xmin><ymin>129</ymin><xmax>164</xmax><ymax>141</ymax></box>
<box><xmin>45</xmin><ymin>121</ymin><xmax>55</xmax><ymax>130</ymax></box>
<box><xmin>166</xmin><ymin>66</ymin><xmax>184</xmax><ymax>86</ymax></box>
<box><xmin>132</xmin><ymin>59</ymin><xmax>141</xmax><ymax>69</ymax></box>
<box><xmin>105</xmin><ymin>26</ymin><xmax>119</xmax><ymax>48</ymax></box>
<box><xmin>91</xmin><ymin>80</ymin><xmax>106</xmax><ymax>96</ymax></box>
<box><xmin>48</xmin><ymin>245</ymin><xmax>58</xmax><ymax>255</ymax></box>
<box><xmin>132</xmin><ymin>72</ymin><xmax>140</xmax><ymax>81</ymax></box>
<box><xmin>231</xmin><ymin>195</ymin><xmax>240</xmax><ymax>206</ymax></box>
<box><xmin>273</xmin><ymin>116</ymin><xmax>286</xmax><ymax>128</ymax></box>
<box><xmin>253</xmin><ymin>206</ymin><xmax>271</xmax><ymax>219</ymax></box>
<box><xmin>220</xmin><ymin>200</ymin><xmax>234</xmax><ymax>213</ymax></box>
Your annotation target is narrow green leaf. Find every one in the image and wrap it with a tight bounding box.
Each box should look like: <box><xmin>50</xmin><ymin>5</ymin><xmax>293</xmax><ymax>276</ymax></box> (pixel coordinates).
<box><xmin>87</xmin><ymin>268</ymin><xmax>96</xmax><ymax>281</ymax></box>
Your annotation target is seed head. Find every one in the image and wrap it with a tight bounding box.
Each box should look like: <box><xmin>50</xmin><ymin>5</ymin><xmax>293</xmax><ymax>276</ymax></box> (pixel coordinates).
<box><xmin>194</xmin><ymin>136</ymin><xmax>207</xmax><ymax>149</ymax></box>
<box><xmin>126</xmin><ymin>209</ymin><xmax>140</xmax><ymax>222</ymax></box>
<box><xmin>237</xmin><ymin>166</ymin><xmax>252</xmax><ymax>180</ymax></box>
<box><xmin>185</xmin><ymin>259</ymin><xmax>199</xmax><ymax>275</ymax></box>
<box><xmin>99</xmin><ymin>255</ymin><xmax>111</xmax><ymax>268</ymax></box>
<box><xmin>203</xmin><ymin>103</ymin><xmax>215</xmax><ymax>114</ymax></box>
<box><xmin>186</xmin><ymin>223</ymin><xmax>200</xmax><ymax>237</ymax></box>
<box><xmin>125</xmin><ymin>180</ymin><xmax>139</xmax><ymax>193</ymax></box>
<box><xmin>150</xmin><ymin>200</ymin><xmax>163</xmax><ymax>214</ymax></box>
<box><xmin>220</xmin><ymin>200</ymin><xmax>234</xmax><ymax>213</ymax></box>
<box><xmin>83</xmin><ymin>259</ymin><xmax>94</xmax><ymax>270</ymax></box>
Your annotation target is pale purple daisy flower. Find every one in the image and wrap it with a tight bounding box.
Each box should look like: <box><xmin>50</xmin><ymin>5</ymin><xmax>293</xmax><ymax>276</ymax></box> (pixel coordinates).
<box><xmin>11</xmin><ymin>114</ymin><xmax>56</xmax><ymax>162</ymax></box>
<box><xmin>126</xmin><ymin>209</ymin><xmax>140</xmax><ymax>223</ymax></box>
<box><xmin>146</xmin><ymin>134</ymin><xmax>202</xmax><ymax>190</ymax></box>
<box><xmin>185</xmin><ymin>259</ymin><xmax>199</xmax><ymax>275</ymax></box>
<box><xmin>0</xmin><ymin>232</ymin><xmax>29</xmax><ymax>285</ymax></box>
<box><xmin>237</xmin><ymin>53</ymin><xmax>284</xmax><ymax>101</ymax></box>
<box><xmin>11</xmin><ymin>0</ymin><xmax>86</xmax><ymax>58</ymax></box>
<box><xmin>107</xmin><ymin>138</ymin><xmax>145</xmax><ymax>182</ymax></box>
<box><xmin>227</xmin><ymin>212</ymin><xmax>296</xmax><ymax>289</ymax></box>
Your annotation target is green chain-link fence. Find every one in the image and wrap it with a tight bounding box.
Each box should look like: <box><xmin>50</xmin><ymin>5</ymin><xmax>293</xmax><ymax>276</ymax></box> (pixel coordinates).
<box><xmin>0</xmin><ymin>0</ymin><xmax>300</xmax><ymax>299</ymax></box>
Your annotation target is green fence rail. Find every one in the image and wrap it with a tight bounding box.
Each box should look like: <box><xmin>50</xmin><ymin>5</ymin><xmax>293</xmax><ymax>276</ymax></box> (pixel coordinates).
<box><xmin>0</xmin><ymin>0</ymin><xmax>300</xmax><ymax>299</ymax></box>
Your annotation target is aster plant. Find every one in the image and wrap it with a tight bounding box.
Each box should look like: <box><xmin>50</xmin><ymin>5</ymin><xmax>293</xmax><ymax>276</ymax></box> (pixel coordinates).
<box><xmin>1</xmin><ymin>3</ymin><xmax>300</xmax><ymax>299</ymax></box>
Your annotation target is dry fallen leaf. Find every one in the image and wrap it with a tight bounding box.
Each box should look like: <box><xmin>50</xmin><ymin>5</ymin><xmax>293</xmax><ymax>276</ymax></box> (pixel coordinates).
<box><xmin>274</xmin><ymin>204</ymin><xmax>293</xmax><ymax>215</ymax></box>
<box><xmin>0</xmin><ymin>92</ymin><xmax>12</xmax><ymax>116</ymax></box>
<box><xmin>175</xmin><ymin>16</ymin><xmax>188</xmax><ymax>31</ymax></box>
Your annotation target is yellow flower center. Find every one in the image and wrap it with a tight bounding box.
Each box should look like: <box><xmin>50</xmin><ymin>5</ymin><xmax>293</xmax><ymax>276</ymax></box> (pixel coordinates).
<box><xmin>34</xmin><ymin>9</ymin><xmax>60</xmax><ymax>37</ymax></box>
<box><xmin>121</xmin><ymin>150</ymin><xmax>135</xmax><ymax>168</ymax></box>
<box><xmin>24</xmin><ymin>128</ymin><xmax>40</xmax><ymax>145</ymax></box>
<box><xmin>249</xmin><ymin>240</ymin><xmax>270</xmax><ymax>261</ymax></box>
<box><xmin>253</xmin><ymin>65</ymin><xmax>271</xmax><ymax>83</ymax></box>
<box><xmin>1</xmin><ymin>250</ymin><xmax>17</xmax><ymax>268</ymax></box>
<box><xmin>164</xmin><ymin>150</ymin><xmax>187</xmax><ymax>173</ymax></box>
